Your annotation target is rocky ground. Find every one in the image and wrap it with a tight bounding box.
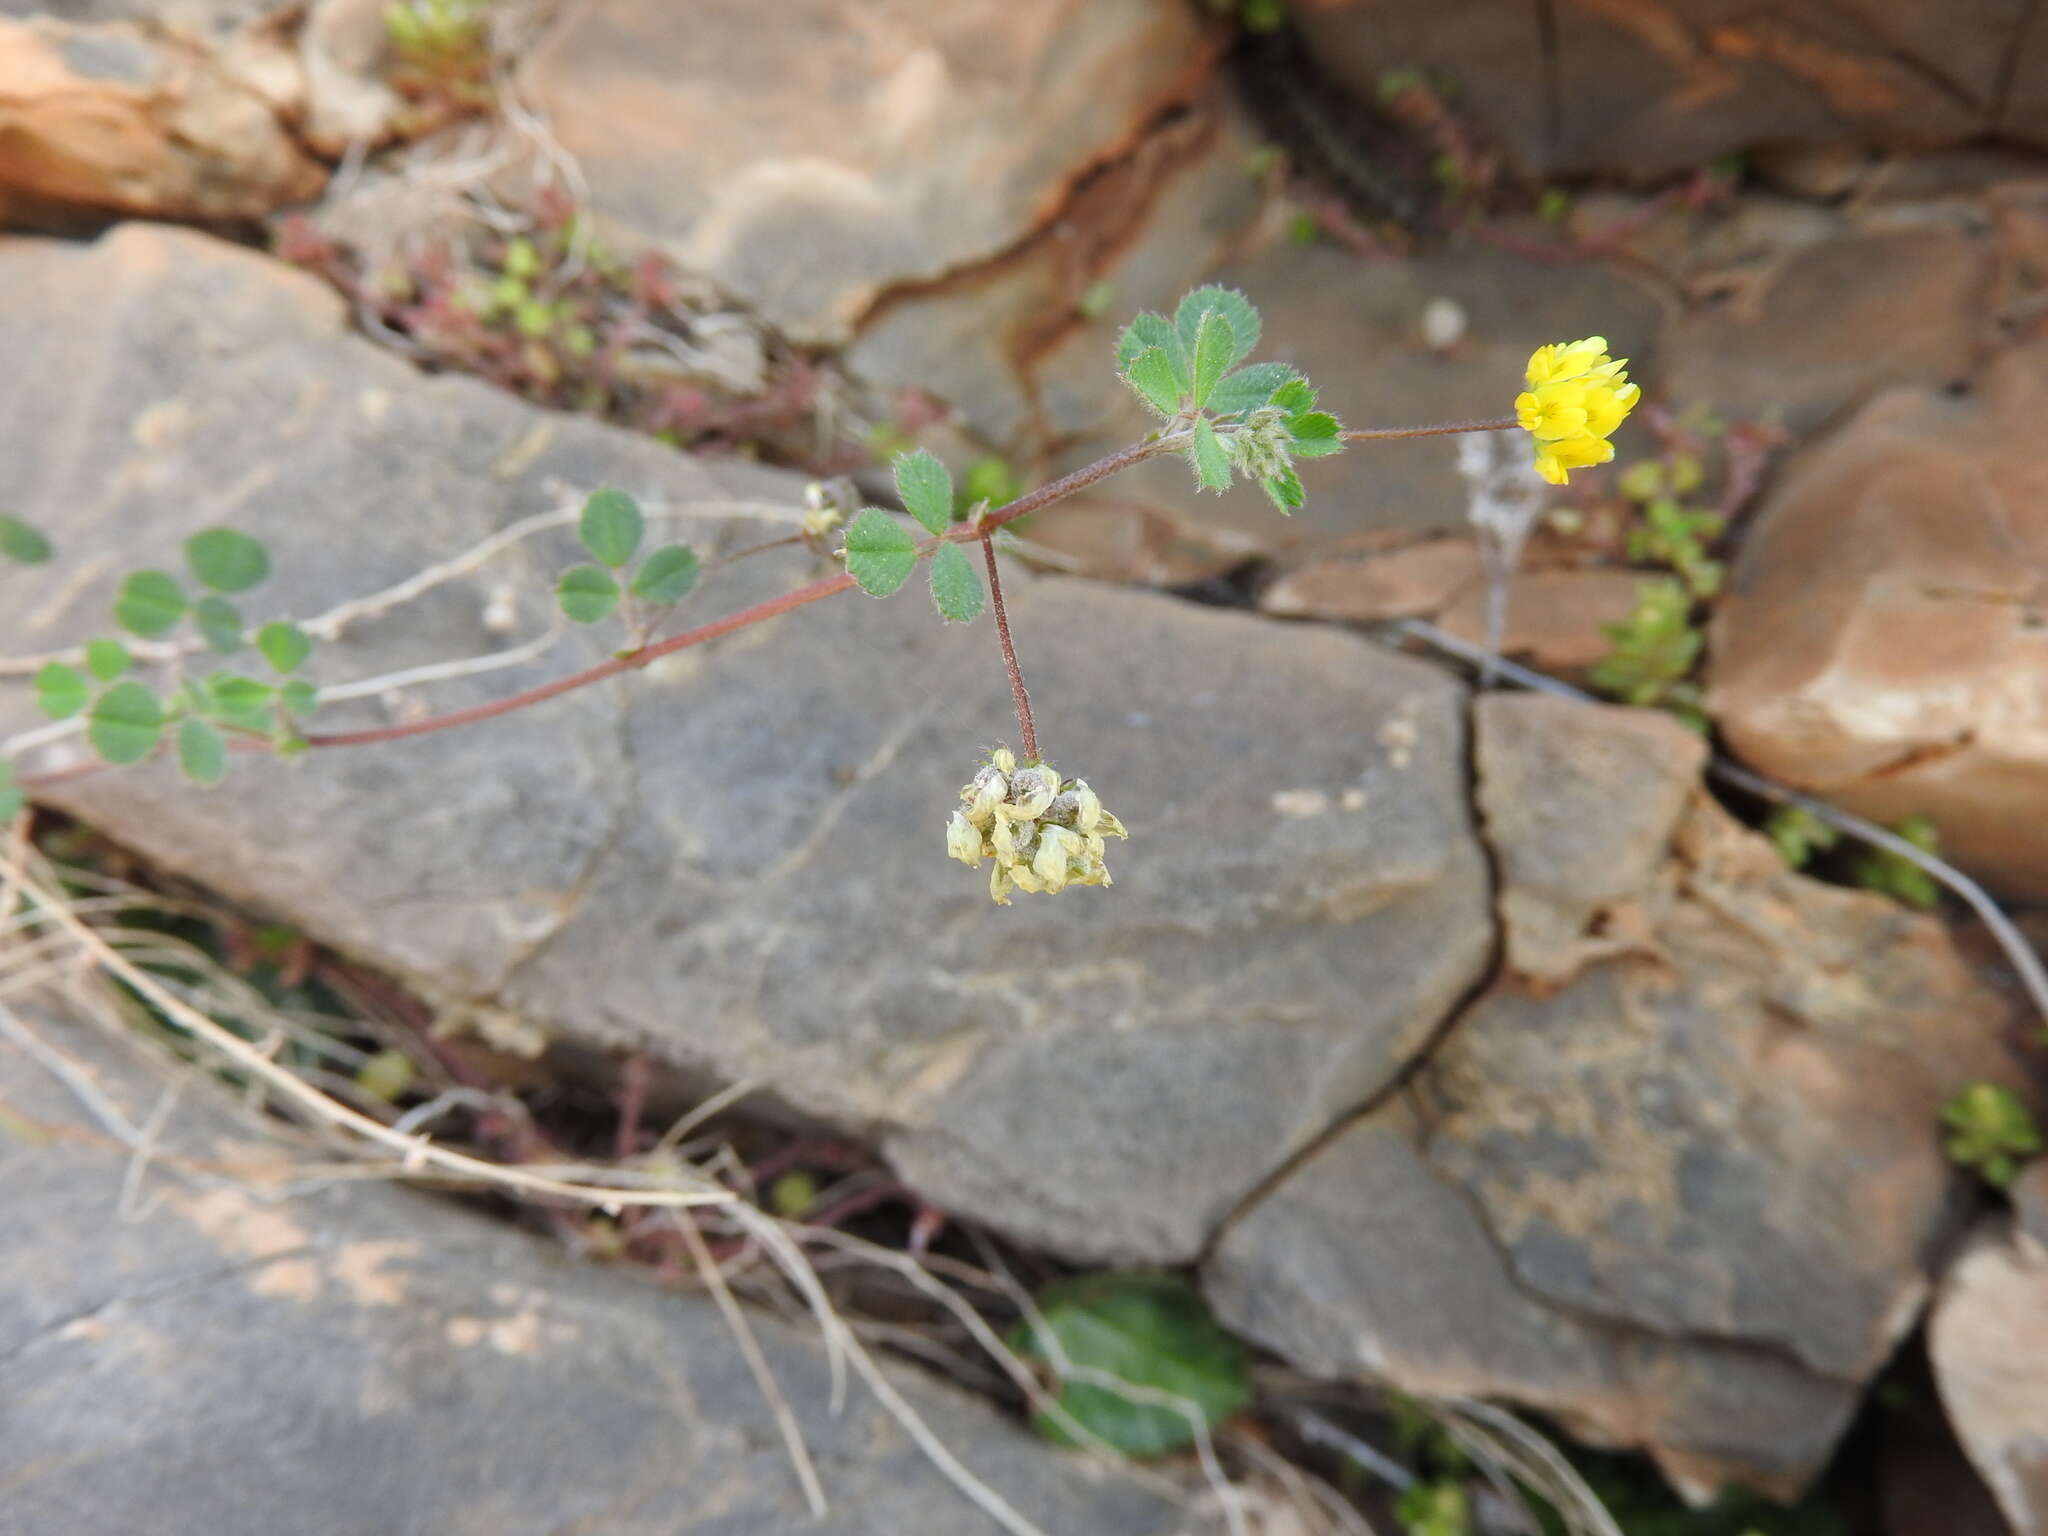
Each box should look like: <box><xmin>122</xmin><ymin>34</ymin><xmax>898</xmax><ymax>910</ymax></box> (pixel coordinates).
<box><xmin>4</xmin><ymin>3</ymin><xmax>2048</xmax><ymax>1533</ymax></box>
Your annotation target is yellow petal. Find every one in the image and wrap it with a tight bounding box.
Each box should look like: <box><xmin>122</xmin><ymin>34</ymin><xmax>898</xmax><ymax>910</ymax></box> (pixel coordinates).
<box><xmin>947</xmin><ymin>811</ymin><xmax>984</xmax><ymax>866</ymax></box>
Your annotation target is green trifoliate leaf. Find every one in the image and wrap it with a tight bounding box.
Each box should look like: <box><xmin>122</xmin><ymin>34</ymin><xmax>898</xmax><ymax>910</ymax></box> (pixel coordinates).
<box><xmin>177</xmin><ymin>717</ymin><xmax>228</xmax><ymax>785</ymax></box>
<box><xmin>556</xmin><ymin>563</ymin><xmax>621</xmax><ymax>624</ymax></box>
<box><xmin>1287</xmin><ymin>410</ymin><xmax>1344</xmax><ymax>457</ymax></box>
<box><xmin>630</xmin><ymin>544</ymin><xmax>700</xmax><ymax>604</ymax></box>
<box><xmin>1173</xmin><ymin>285</ymin><xmax>1259</xmax><ymax>370</ymax></box>
<box><xmin>86</xmin><ymin>681</ymin><xmax>164</xmax><ymax>765</ymax></box>
<box><xmin>1188</xmin><ymin>418</ymin><xmax>1231</xmax><ymax>492</ymax></box>
<box><xmin>1190</xmin><ymin>310</ymin><xmax>1235</xmax><ymax>410</ymax></box>
<box><xmin>1123</xmin><ymin>346</ymin><xmax>1182</xmax><ymax>417</ymax></box>
<box><xmin>893</xmin><ymin>449</ymin><xmax>955</xmax><ymax>536</ymax></box>
<box><xmin>0</xmin><ymin>515</ymin><xmax>51</xmax><ymax>565</ymax></box>
<box><xmin>842</xmin><ymin>508</ymin><xmax>918</xmax><ymax>597</ymax></box>
<box><xmin>33</xmin><ymin>662</ymin><xmax>89</xmax><ymax>720</ymax></box>
<box><xmin>194</xmin><ymin>595</ymin><xmax>245</xmax><ymax>654</ymax></box>
<box><xmin>84</xmin><ymin>638</ymin><xmax>131</xmax><ymax>682</ymax></box>
<box><xmin>256</xmin><ymin>620</ymin><xmax>312</xmax><ymax>674</ymax></box>
<box><xmin>578</xmin><ymin>489</ymin><xmax>644</xmax><ymax>568</ymax></box>
<box><xmin>1009</xmin><ymin>1272</ymin><xmax>1251</xmax><ymax>1458</ymax></box>
<box><xmin>926</xmin><ymin>542</ymin><xmax>985</xmax><ymax>623</ymax></box>
<box><xmin>279</xmin><ymin>679</ymin><xmax>319</xmax><ymax>716</ymax></box>
<box><xmin>185</xmin><ymin>528</ymin><xmax>270</xmax><ymax>593</ymax></box>
<box><xmin>114</xmin><ymin>570</ymin><xmax>187</xmax><ymax>639</ymax></box>
<box><xmin>1204</xmin><ymin>363</ymin><xmax>1297</xmax><ymax>418</ymax></box>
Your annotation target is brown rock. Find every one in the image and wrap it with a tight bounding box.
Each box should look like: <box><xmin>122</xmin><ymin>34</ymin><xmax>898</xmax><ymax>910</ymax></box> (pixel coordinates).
<box><xmin>1706</xmin><ymin>342</ymin><xmax>2048</xmax><ymax>899</ymax></box>
<box><xmin>523</xmin><ymin>0</ymin><xmax>1217</xmax><ymax>345</ymax></box>
<box><xmin>1261</xmin><ymin>537</ymin><xmax>1484</xmax><ymax>622</ymax></box>
<box><xmin>1209</xmin><ymin>693</ymin><xmax>2031</xmax><ymax>1502</ymax></box>
<box><xmin>0</xmin><ymin>9</ymin><xmax>320</xmax><ymax>223</ymax></box>
<box><xmin>1258</xmin><ymin>537</ymin><xmax>1644</xmax><ymax>676</ymax></box>
<box><xmin>1436</xmin><ymin>566</ymin><xmax>1646</xmax><ymax>673</ymax></box>
<box><xmin>1659</xmin><ymin>229</ymin><xmax>1990</xmax><ymax>436</ymax></box>
<box><xmin>846</xmin><ymin>94</ymin><xmax>1265</xmax><ymax>462</ymax></box>
<box><xmin>1289</xmin><ymin>0</ymin><xmax>2016</xmax><ymax>182</ymax></box>
<box><xmin>1476</xmin><ymin>696</ymin><xmax>1706</xmax><ymax>983</ymax></box>
<box><xmin>299</xmin><ymin>0</ymin><xmax>404</xmax><ymax>152</ymax></box>
<box><xmin>1929</xmin><ymin>1183</ymin><xmax>2048</xmax><ymax>1536</ymax></box>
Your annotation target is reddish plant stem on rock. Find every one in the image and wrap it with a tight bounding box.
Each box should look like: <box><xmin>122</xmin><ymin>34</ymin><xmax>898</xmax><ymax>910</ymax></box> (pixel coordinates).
<box><xmin>16</xmin><ymin>419</ymin><xmax>1513</xmax><ymax>782</ymax></box>
<box><xmin>296</xmin><ymin>435</ymin><xmax>1182</xmax><ymax>755</ymax></box>
<box><xmin>1340</xmin><ymin>416</ymin><xmax>1517</xmax><ymax>441</ymax></box>
<box><xmin>980</xmin><ymin>534</ymin><xmax>1037</xmax><ymax>763</ymax></box>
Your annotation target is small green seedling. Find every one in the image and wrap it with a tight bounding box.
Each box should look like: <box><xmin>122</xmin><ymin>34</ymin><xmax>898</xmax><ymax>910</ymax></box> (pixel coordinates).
<box><xmin>1942</xmin><ymin>1082</ymin><xmax>2041</xmax><ymax>1188</ymax></box>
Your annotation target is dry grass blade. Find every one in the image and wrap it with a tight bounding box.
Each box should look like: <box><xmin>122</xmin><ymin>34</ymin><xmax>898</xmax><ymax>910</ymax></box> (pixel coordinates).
<box><xmin>0</xmin><ymin>849</ymin><xmax>729</xmax><ymax>1213</ymax></box>
<box><xmin>1432</xmin><ymin>1398</ymin><xmax>1622</xmax><ymax>1536</ymax></box>
<box><xmin>669</xmin><ymin>1211</ymin><xmax>828</xmax><ymax>1518</ymax></box>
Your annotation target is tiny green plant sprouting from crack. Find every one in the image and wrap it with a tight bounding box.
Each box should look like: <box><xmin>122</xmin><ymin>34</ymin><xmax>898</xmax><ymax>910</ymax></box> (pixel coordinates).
<box><xmin>1587</xmin><ymin>577</ymin><xmax>1707</xmax><ymax>732</ymax></box>
<box><xmin>4</xmin><ymin>288</ymin><xmax>1646</xmax><ymax>908</ymax></box>
<box><xmin>1617</xmin><ymin>453</ymin><xmax>1724</xmax><ymax>599</ymax></box>
<box><xmin>1767</xmin><ymin>803</ymin><xmax>1946</xmax><ymax>912</ymax></box>
<box><xmin>1584</xmin><ymin>412</ymin><xmax>1779</xmax><ymax>732</ymax></box>
<box><xmin>1941</xmin><ymin>1081</ymin><xmax>2042</xmax><ymax>1188</ymax></box>
<box><xmin>382</xmin><ymin>0</ymin><xmax>493</xmax><ymax>118</ymax></box>
<box><xmin>1007</xmin><ymin>1269</ymin><xmax>1251</xmax><ymax>1458</ymax></box>
<box><xmin>1395</xmin><ymin>1479</ymin><xmax>1471</xmax><ymax>1536</ymax></box>
<box><xmin>1851</xmin><ymin>813</ymin><xmax>1944</xmax><ymax>910</ymax></box>
<box><xmin>1763</xmin><ymin>804</ymin><xmax>1840</xmax><ymax>870</ymax></box>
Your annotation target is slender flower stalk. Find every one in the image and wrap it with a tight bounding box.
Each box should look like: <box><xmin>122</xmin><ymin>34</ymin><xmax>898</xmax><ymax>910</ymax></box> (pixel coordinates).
<box><xmin>979</xmin><ymin>534</ymin><xmax>1037</xmax><ymax>763</ymax></box>
<box><xmin>1340</xmin><ymin>417</ymin><xmax>1517</xmax><ymax>442</ymax></box>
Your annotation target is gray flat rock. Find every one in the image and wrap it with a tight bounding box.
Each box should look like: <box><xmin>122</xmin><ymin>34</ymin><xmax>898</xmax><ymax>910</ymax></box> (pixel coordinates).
<box><xmin>0</xmin><ymin>224</ymin><xmax>1493</xmax><ymax>1265</ymax></box>
<box><xmin>1206</xmin><ymin>695</ymin><xmax>2031</xmax><ymax>1502</ymax></box>
<box><xmin>0</xmin><ymin>1004</ymin><xmax>1201</xmax><ymax>1535</ymax></box>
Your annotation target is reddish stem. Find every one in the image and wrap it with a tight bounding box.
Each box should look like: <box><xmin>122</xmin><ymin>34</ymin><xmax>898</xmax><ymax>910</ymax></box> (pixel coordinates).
<box><xmin>980</xmin><ymin>535</ymin><xmax>1037</xmax><ymax>763</ymax></box>
<box><xmin>11</xmin><ymin>421</ymin><xmax>1510</xmax><ymax>782</ymax></box>
<box><xmin>292</xmin><ymin>437</ymin><xmax>1180</xmax><ymax>756</ymax></box>
<box><xmin>300</xmin><ymin>567</ymin><xmax>855</xmax><ymax>749</ymax></box>
<box><xmin>1341</xmin><ymin>416</ymin><xmax>1518</xmax><ymax>441</ymax></box>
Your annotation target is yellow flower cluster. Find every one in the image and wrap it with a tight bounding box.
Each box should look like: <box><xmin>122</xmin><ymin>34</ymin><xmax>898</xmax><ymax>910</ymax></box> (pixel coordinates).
<box><xmin>1515</xmin><ymin>337</ymin><xmax>1640</xmax><ymax>486</ymax></box>
<box><xmin>947</xmin><ymin>748</ymin><xmax>1129</xmax><ymax>905</ymax></box>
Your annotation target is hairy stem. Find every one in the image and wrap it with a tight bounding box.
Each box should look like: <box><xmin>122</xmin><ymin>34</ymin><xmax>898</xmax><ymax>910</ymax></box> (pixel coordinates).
<box><xmin>980</xmin><ymin>536</ymin><xmax>1037</xmax><ymax>762</ymax></box>
<box><xmin>11</xmin><ymin>418</ymin><xmax>1518</xmax><ymax>781</ymax></box>
<box><xmin>251</xmin><ymin>435</ymin><xmax>1182</xmax><ymax>757</ymax></box>
<box><xmin>1341</xmin><ymin>416</ymin><xmax>1518</xmax><ymax>441</ymax></box>
<box><xmin>301</xmin><ymin>568</ymin><xmax>856</xmax><ymax>749</ymax></box>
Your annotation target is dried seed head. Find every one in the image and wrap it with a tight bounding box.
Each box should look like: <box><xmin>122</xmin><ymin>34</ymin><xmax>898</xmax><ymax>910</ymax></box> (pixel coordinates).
<box><xmin>943</xmin><ymin>750</ymin><xmax>1130</xmax><ymax>904</ymax></box>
